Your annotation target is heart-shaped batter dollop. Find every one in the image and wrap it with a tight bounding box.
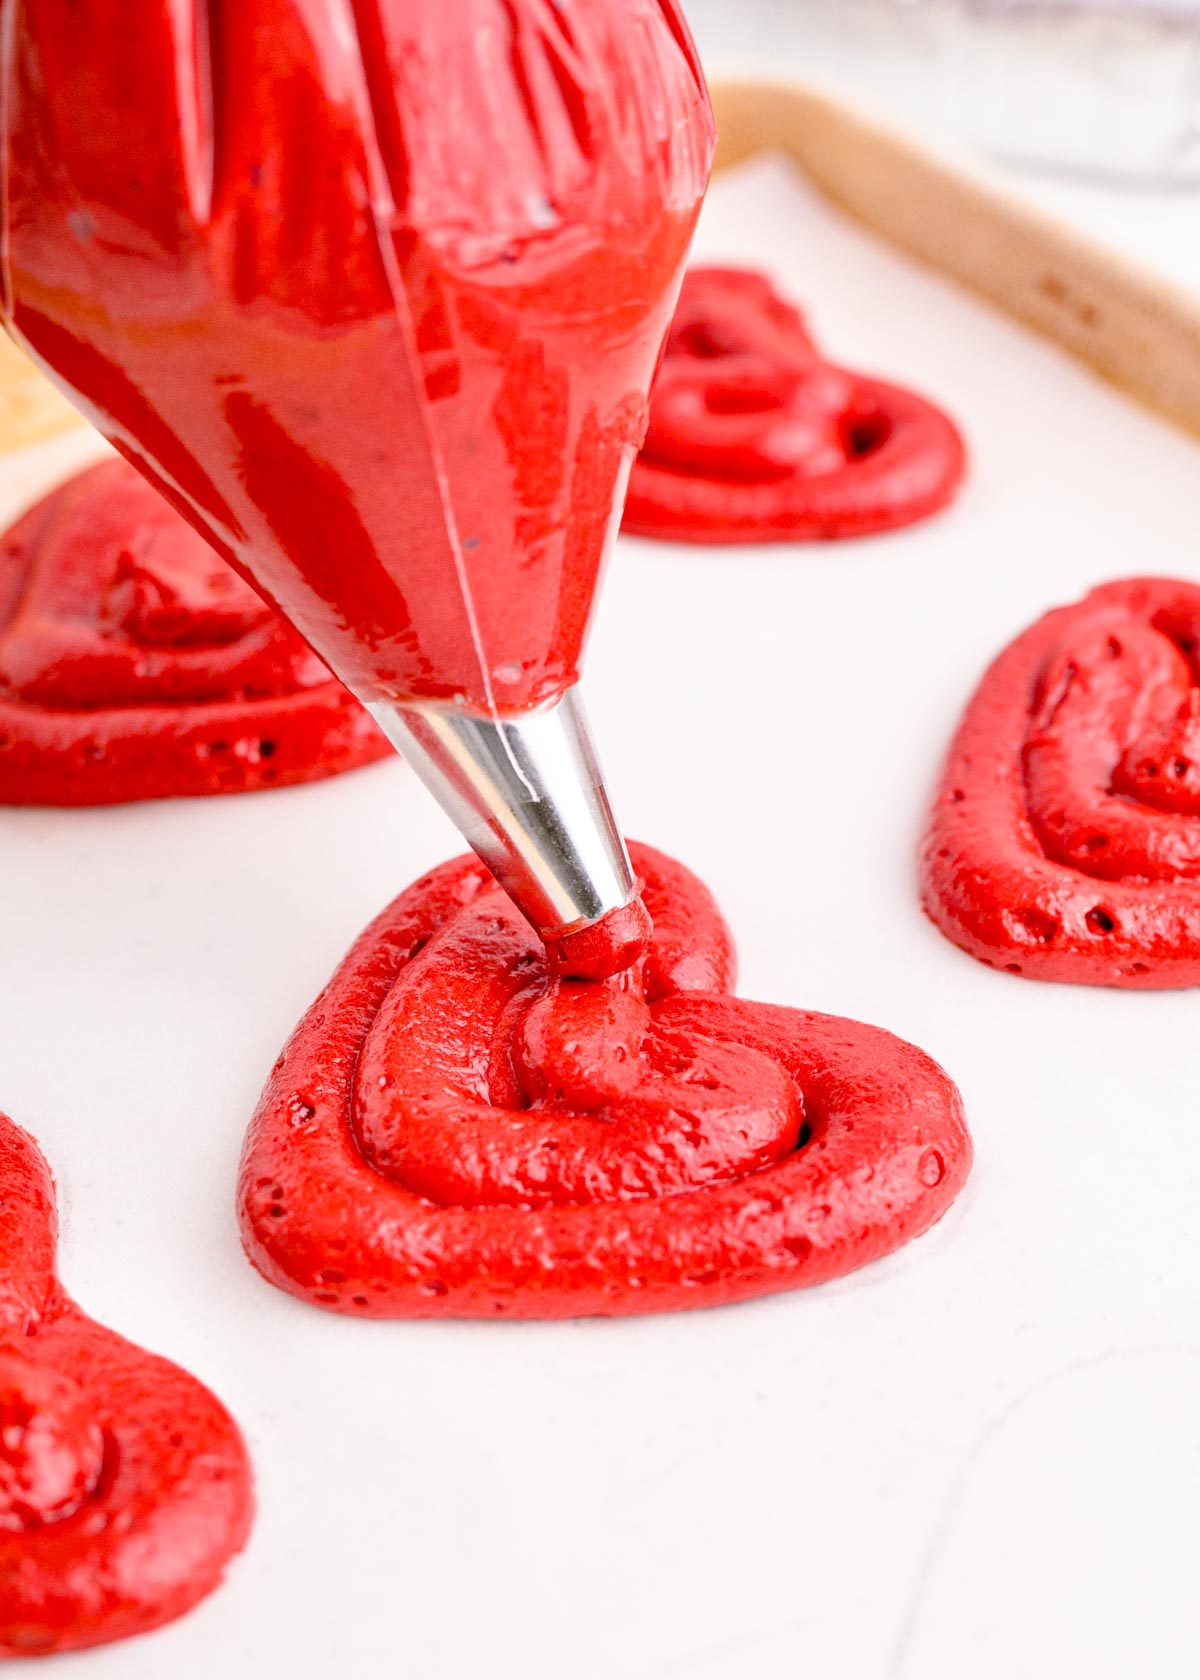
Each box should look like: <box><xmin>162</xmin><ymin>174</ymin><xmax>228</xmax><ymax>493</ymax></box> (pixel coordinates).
<box><xmin>922</xmin><ymin>577</ymin><xmax>1200</xmax><ymax>986</ymax></box>
<box><xmin>623</xmin><ymin>267</ymin><xmax>966</xmax><ymax>544</ymax></box>
<box><xmin>240</xmin><ymin>844</ymin><xmax>971</xmax><ymax>1317</ymax></box>
<box><xmin>0</xmin><ymin>460</ymin><xmax>388</xmax><ymax>804</ymax></box>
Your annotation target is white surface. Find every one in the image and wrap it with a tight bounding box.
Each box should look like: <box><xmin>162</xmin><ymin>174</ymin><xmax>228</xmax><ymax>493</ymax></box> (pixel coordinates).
<box><xmin>688</xmin><ymin>2</ymin><xmax>1200</xmax><ymax>280</ymax></box>
<box><xmin>689</xmin><ymin>0</ymin><xmax>1200</xmax><ymax>186</ymax></box>
<box><xmin>3</xmin><ymin>156</ymin><xmax>1200</xmax><ymax>1679</ymax></box>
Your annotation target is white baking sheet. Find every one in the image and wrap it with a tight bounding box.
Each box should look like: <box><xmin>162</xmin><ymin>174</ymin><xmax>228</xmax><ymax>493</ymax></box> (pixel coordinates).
<box><xmin>2</xmin><ymin>153</ymin><xmax>1200</xmax><ymax>1680</ymax></box>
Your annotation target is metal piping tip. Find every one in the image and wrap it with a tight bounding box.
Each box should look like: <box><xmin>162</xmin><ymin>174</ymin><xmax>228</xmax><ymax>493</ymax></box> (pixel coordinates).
<box><xmin>367</xmin><ymin>686</ymin><xmax>638</xmax><ymax>942</ymax></box>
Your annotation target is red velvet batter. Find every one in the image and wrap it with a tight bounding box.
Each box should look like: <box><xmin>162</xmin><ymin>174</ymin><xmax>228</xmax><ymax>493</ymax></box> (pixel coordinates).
<box><xmin>0</xmin><ymin>460</ymin><xmax>388</xmax><ymax>804</ymax></box>
<box><xmin>623</xmin><ymin>268</ymin><xmax>966</xmax><ymax>544</ymax></box>
<box><xmin>922</xmin><ymin>578</ymin><xmax>1200</xmax><ymax>987</ymax></box>
<box><xmin>1</xmin><ymin>2</ymin><xmax>713</xmax><ymax>716</ymax></box>
<box><xmin>239</xmin><ymin>844</ymin><xmax>971</xmax><ymax>1318</ymax></box>
<box><xmin>545</xmin><ymin>897</ymin><xmax>655</xmax><ymax>982</ymax></box>
<box><xmin>0</xmin><ymin>1114</ymin><xmax>252</xmax><ymax>1657</ymax></box>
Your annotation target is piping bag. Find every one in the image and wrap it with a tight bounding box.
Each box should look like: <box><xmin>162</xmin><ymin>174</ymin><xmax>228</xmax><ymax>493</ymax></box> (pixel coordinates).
<box><xmin>0</xmin><ymin>1</ymin><xmax>714</xmax><ymax>977</ymax></box>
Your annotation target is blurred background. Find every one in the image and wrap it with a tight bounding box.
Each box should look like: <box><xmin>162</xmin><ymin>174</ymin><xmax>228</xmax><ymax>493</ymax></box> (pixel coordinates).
<box><xmin>685</xmin><ymin>0</ymin><xmax>1200</xmax><ymax>284</ymax></box>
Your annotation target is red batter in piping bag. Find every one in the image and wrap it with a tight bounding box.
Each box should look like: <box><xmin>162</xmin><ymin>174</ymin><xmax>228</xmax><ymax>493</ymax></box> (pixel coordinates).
<box><xmin>1</xmin><ymin>1</ymin><xmax>715</xmax><ymax>973</ymax></box>
<box><xmin>0</xmin><ymin>459</ymin><xmax>389</xmax><ymax>804</ymax></box>
<box><xmin>239</xmin><ymin>844</ymin><xmax>971</xmax><ymax>1318</ymax></box>
<box><xmin>922</xmin><ymin>578</ymin><xmax>1200</xmax><ymax>987</ymax></box>
<box><xmin>624</xmin><ymin>267</ymin><xmax>966</xmax><ymax>543</ymax></box>
<box><xmin>0</xmin><ymin>0</ymin><xmax>710</xmax><ymax>711</ymax></box>
<box><xmin>0</xmin><ymin>1114</ymin><xmax>253</xmax><ymax>1657</ymax></box>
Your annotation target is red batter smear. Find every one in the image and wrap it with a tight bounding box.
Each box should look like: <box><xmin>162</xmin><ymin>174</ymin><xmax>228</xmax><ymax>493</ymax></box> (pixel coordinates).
<box><xmin>623</xmin><ymin>267</ymin><xmax>966</xmax><ymax>544</ymax></box>
<box><xmin>0</xmin><ymin>1113</ymin><xmax>252</xmax><ymax>1657</ymax></box>
<box><xmin>0</xmin><ymin>460</ymin><xmax>389</xmax><ymax>804</ymax></box>
<box><xmin>239</xmin><ymin>844</ymin><xmax>970</xmax><ymax>1319</ymax></box>
<box><xmin>922</xmin><ymin>578</ymin><xmax>1200</xmax><ymax>987</ymax></box>
<box><xmin>546</xmin><ymin>897</ymin><xmax>655</xmax><ymax>982</ymax></box>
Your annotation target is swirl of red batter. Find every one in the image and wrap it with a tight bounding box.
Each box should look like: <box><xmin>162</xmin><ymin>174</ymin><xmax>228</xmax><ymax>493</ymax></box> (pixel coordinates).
<box><xmin>239</xmin><ymin>844</ymin><xmax>970</xmax><ymax>1318</ymax></box>
<box><xmin>0</xmin><ymin>1114</ymin><xmax>253</xmax><ymax>1657</ymax></box>
<box><xmin>0</xmin><ymin>459</ymin><xmax>388</xmax><ymax>804</ymax></box>
<box><xmin>922</xmin><ymin>578</ymin><xmax>1200</xmax><ymax>988</ymax></box>
<box><xmin>622</xmin><ymin>267</ymin><xmax>966</xmax><ymax>544</ymax></box>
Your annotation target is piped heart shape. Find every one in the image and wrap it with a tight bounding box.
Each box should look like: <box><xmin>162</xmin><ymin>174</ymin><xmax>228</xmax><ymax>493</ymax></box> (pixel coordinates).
<box><xmin>239</xmin><ymin>844</ymin><xmax>971</xmax><ymax>1319</ymax></box>
<box><xmin>0</xmin><ymin>1114</ymin><xmax>252</xmax><ymax>1657</ymax></box>
<box><xmin>622</xmin><ymin>267</ymin><xmax>966</xmax><ymax>544</ymax></box>
<box><xmin>921</xmin><ymin>577</ymin><xmax>1200</xmax><ymax>987</ymax></box>
<box><xmin>0</xmin><ymin>459</ymin><xmax>389</xmax><ymax>804</ymax></box>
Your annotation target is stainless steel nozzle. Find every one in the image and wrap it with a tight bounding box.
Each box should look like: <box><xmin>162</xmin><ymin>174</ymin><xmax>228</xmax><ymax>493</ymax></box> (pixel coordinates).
<box><xmin>367</xmin><ymin>686</ymin><xmax>638</xmax><ymax>940</ymax></box>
